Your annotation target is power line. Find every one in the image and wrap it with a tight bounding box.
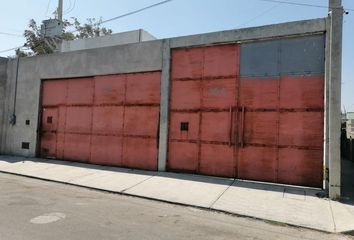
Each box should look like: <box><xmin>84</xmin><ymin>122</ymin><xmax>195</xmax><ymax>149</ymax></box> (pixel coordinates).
<box><xmin>68</xmin><ymin>0</ymin><xmax>175</xmax><ymax>34</ymax></box>
<box><xmin>64</xmin><ymin>0</ymin><xmax>76</xmax><ymax>15</ymax></box>
<box><xmin>101</xmin><ymin>0</ymin><xmax>174</xmax><ymax>25</ymax></box>
<box><xmin>45</xmin><ymin>0</ymin><xmax>52</xmax><ymax>17</ymax></box>
<box><xmin>0</xmin><ymin>32</ymin><xmax>23</xmax><ymax>37</ymax></box>
<box><xmin>0</xmin><ymin>45</ymin><xmax>25</xmax><ymax>54</ymax></box>
<box><xmin>257</xmin><ymin>0</ymin><xmax>354</xmax><ymax>12</ymax></box>
<box><xmin>236</xmin><ymin>3</ymin><xmax>281</xmax><ymax>28</ymax></box>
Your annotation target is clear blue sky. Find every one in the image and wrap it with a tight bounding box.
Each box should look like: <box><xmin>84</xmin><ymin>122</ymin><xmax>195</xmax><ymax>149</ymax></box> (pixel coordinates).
<box><xmin>0</xmin><ymin>0</ymin><xmax>353</xmax><ymax>111</ymax></box>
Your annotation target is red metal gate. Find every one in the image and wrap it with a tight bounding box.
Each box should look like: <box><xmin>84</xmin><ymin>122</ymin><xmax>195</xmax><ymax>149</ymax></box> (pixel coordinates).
<box><xmin>168</xmin><ymin>36</ymin><xmax>324</xmax><ymax>187</ymax></box>
<box><xmin>169</xmin><ymin>44</ymin><xmax>240</xmax><ymax>177</ymax></box>
<box><xmin>39</xmin><ymin>71</ymin><xmax>161</xmax><ymax>170</ymax></box>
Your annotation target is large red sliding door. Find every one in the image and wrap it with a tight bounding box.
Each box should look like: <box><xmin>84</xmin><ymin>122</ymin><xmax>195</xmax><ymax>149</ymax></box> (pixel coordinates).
<box><xmin>168</xmin><ymin>44</ymin><xmax>240</xmax><ymax>177</ymax></box>
<box><xmin>40</xmin><ymin>71</ymin><xmax>161</xmax><ymax>170</ymax></box>
<box><xmin>168</xmin><ymin>35</ymin><xmax>325</xmax><ymax>187</ymax></box>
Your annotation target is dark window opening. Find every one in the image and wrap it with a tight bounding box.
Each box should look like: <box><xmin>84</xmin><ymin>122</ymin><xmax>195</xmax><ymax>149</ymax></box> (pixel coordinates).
<box><xmin>25</xmin><ymin>120</ymin><xmax>30</xmax><ymax>125</ymax></box>
<box><xmin>180</xmin><ymin>122</ymin><xmax>189</xmax><ymax>131</ymax></box>
<box><xmin>21</xmin><ymin>142</ymin><xmax>30</xmax><ymax>149</ymax></box>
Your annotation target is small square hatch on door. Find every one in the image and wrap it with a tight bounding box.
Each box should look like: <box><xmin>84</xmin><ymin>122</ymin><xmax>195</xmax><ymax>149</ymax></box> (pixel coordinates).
<box><xmin>180</xmin><ymin>122</ymin><xmax>189</xmax><ymax>131</ymax></box>
<box><xmin>47</xmin><ymin>116</ymin><xmax>53</xmax><ymax>124</ymax></box>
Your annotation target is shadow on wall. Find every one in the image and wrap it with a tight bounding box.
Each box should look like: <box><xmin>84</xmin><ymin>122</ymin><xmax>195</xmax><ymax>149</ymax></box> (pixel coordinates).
<box><xmin>341</xmin><ymin>158</ymin><xmax>354</xmax><ymax>205</ymax></box>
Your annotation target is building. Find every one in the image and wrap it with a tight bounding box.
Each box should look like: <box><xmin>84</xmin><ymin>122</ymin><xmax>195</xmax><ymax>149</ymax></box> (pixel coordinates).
<box><xmin>346</xmin><ymin>112</ymin><xmax>354</xmax><ymax>139</ymax></box>
<box><xmin>60</xmin><ymin>29</ymin><xmax>156</xmax><ymax>53</ymax></box>
<box><xmin>0</xmin><ymin>17</ymin><xmax>342</xmax><ymax>199</ymax></box>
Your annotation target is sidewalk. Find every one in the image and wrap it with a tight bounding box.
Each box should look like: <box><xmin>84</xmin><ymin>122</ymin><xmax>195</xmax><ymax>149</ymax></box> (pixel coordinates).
<box><xmin>0</xmin><ymin>155</ymin><xmax>353</xmax><ymax>233</ymax></box>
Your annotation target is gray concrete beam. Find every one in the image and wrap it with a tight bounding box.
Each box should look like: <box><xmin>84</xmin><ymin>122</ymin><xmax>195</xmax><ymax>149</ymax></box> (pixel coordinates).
<box><xmin>328</xmin><ymin>0</ymin><xmax>343</xmax><ymax>200</ymax></box>
<box><xmin>158</xmin><ymin>39</ymin><xmax>171</xmax><ymax>171</ymax></box>
<box><xmin>0</xmin><ymin>57</ymin><xmax>8</xmax><ymax>153</ymax></box>
<box><xmin>170</xmin><ymin>18</ymin><xmax>326</xmax><ymax>49</ymax></box>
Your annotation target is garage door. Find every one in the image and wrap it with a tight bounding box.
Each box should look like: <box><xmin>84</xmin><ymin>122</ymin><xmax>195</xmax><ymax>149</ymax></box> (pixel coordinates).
<box><xmin>168</xmin><ymin>35</ymin><xmax>325</xmax><ymax>187</ymax></box>
<box><xmin>169</xmin><ymin>44</ymin><xmax>240</xmax><ymax>177</ymax></box>
<box><xmin>39</xmin><ymin>71</ymin><xmax>161</xmax><ymax>171</ymax></box>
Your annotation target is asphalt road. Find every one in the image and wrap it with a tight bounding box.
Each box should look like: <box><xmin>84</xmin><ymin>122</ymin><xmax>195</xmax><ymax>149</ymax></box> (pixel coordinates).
<box><xmin>0</xmin><ymin>173</ymin><xmax>351</xmax><ymax>240</ymax></box>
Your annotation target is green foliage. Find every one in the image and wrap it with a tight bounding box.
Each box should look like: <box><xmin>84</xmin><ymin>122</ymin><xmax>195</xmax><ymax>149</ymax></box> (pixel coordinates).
<box><xmin>19</xmin><ymin>18</ymin><xmax>113</xmax><ymax>56</ymax></box>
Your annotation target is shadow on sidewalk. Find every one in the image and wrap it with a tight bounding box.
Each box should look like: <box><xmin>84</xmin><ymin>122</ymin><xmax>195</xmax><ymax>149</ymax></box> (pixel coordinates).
<box><xmin>0</xmin><ymin>154</ymin><xmax>324</xmax><ymax>198</ymax></box>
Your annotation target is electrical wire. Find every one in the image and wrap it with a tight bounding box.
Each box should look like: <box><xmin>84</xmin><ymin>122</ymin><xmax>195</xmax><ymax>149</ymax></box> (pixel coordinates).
<box><xmin>236</xmin><ymin>3</ymin><xmax>281</xmax><ymax>28</ymax></box>
<box><xmin>64</xmin><ymin>0</ymin><xmax>72</xmax><ymax>13</ymax></box>
<box><xmin>68</xmin><ymin>0</ymin><xmax>175</xmax><ymax>34</ymax></box>
<box><xmin>45</xmin><ymin>0</ymin><xmax>52</xmax><ymax>18</ymax></box>
<box><xmin>100</xmin><ymin>0</ymin><xmax>174</xmax><ymax>25</ymax></box>
<box><xmin>64</xmin><ymin>0</ymin><xmax>76</xmax><ymax>15</ymax></box>
<box><xmin>0</xmin><ymin>45</ymin><xmax>25</xmax><ymax>54</ymax></box>
<box><xmin>257</xmin><ymin>0</ymin><xmax>354</xmax><ymax>12</ymax></box>
<box><xmin>0</xmin><ymin>32</ymin><xmax>23</xmax><ymax>37</ymax></box>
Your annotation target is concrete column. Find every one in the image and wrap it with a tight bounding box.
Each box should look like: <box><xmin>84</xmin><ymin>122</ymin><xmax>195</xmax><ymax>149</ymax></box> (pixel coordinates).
<box><xmin>158</xmin><ymin>39</ymin><xmax>171</xmax><ymax>171</ymax></box>
<box><xmin>328</xmin><ymin>0</ymin><xmax>343</xmax><ymax>200</ymax></box>
<box><xmin>324</xmin><ymin>19</ymin><xmax>330</xmax><ymax>191</ymax></box>
<box><xmin>0</xmin><ymin>58</ymin><xmax>8</xmax><ymax>153</ymax></box>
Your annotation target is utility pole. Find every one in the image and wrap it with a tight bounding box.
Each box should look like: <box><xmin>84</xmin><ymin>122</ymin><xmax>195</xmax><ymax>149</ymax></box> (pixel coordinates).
<box><xmin>328</xmin><ymin>0</ymin><xmax>343</xmax><ymax>200</ymax></box>
<box><xmin>58</xmin><ymin>0</ymin><xmax>63</xmax><ymax>22</ymax></box>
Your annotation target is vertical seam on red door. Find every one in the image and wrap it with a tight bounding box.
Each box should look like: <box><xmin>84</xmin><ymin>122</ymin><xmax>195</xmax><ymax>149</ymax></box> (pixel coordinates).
<box><xmin>197</xmin><ymin>48</ymin><xmax>205</xmax><ymax>173</ymax></box>
<box><xmin>121</xmin><ymin>75</ymin><xmax>128</xmax><ymax>167</ymax></box>
<box><xmin>89</xmin><ymin>78</ymin><xmax>95</xmax><ymax>163</ymax></box>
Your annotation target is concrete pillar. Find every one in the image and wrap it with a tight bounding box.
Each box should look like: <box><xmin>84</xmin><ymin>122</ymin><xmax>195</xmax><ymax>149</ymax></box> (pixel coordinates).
<box><xmin>0</xmin><ymin>58</ymin><xmax>8</xmax><ymax>153</ymax></box>
<box><xmin>158</xmin><ymin>39</ymin><xmax>171</xmax><ymax>171</ymax></box>
<box><xmin>328</xmin><ymin>0</ymin><xmax>343</xmax><ymax>200</ymax></box>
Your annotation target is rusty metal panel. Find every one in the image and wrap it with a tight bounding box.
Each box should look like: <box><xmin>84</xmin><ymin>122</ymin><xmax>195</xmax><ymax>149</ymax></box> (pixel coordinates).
<box><xmin>63</xmin><ymin>134</ymin><xmax>91</xmax><ymax>162</ymax></box>
<box><xmin>280</xmin><ymin>35</ymin><xmax>325</xmax><ymax>75</ymax></box>
<box><xmin>169</xmin><ymin>112</ymin><xmax>199</xmax><ymax>141</ymax></box>
<box><xmin>202</xmin><ymin>79</ymin><xmax>236</xmax><ymax>109</ymax></box>
<box><xmin>203</xmin><ymin>45</ymin><xmax>238</xmax><ymax>77</ymax></box>
<box><xmin>41</xmin><ymin>108</ymin><xmax>58</xmax><ymax>131</ymax></box>
<box><xmin>240</xmin><ymin>40</ymin><xmax>279</xmax><ymax>77</ymax></box>
<box><xmin>57</xmin><ymin>106</ymin><xmax>66</xmax><ymax>132</ymax></box>
<box><xmin>278</xmin><ymin>148</ymin><xmax>323</xmax><ymax>187</ymax></box>
<box><xmin>56</xmin><ymin>133</ymin><xmax>65</xmax><ymax>159</ymax></box>
<box><xmin>238</xmin><ymin>146</ymin><xmax>277</xmax><ymax>182</ymax></box>
<box><xmin>126</xmin><ymin>72</ymin><xmax>161</xmax><ymax>104</ymax></box>
<box><xmin>40</xmin><ymin>132</ymin><xmax>57</xmax><ymax>158</ymax></box>
<box><xmin>279</xmin><ymin>112</ymin><xmax>323</xmax><ymax>148</ymax></box>
<box><xmin>94</xmin><ymin>75</ymin><xmax>125</xmax><ymax>105</ymax></box>
<box><xmin>92</xmin><ymin>106</ymin><xmax>123</xmax><ymax>135</ymax></box>
<box><xmin>65</xmin><ymin>106</ymin><xmax>92</xmax><ymax>134</ymax></box>
<box><xmin>42</xmin><ymin>80</ymin><xmax>67</xmax><ymax>106</ymax></box>
<box><xmin>201</xmin><ymin>112</ymin><xmax>231</xmax><ymax>143</ymax></box>
<box><xmin>122</xmin><ymin>137</ymin><xmax>157</xmax><ymax>170</ymax></box>
<box><xmin>280</xmin><ymin>75</ymin><xmax>324</xmax><ymax>109</ymax></box>
<box><xmin>199</xmin><ymin>144</ymin><xmax>234</xmax><ymax>177</ymax></box>
<box><xmin>244</xmin><ymin>112</ymin><xmax>278</xmax><ymax>145</ymax></box>
<box><xmin>239</xmin><ymin>78</ymin><xmax>279</xmax><ymax>109</ymax></box>
<box><xmin>124</xmin><ymin>106</ymin><xmax>159</xmax><ymax>137</ymax></box>
<box><xmin>67</xmin><ymin>78</ymin><xmax>94</xmax><ymax>105</ymax></box>
<box><xmin>168</xmin><ymin>142</ymin><xmax>198</xmax><ymax>172</ymax></box>
<box><xmin>90</xmin><ymin>136</ymin><xmax>122</xmax><ymax>165</ymax></box>
<box><xmin>171</xmin><ymin>47</ymin><xmax>203</xmax><ymax>79</ymax></box>
<box><xmin>170</xmin><ymin>80</ymin><xmax>201</xmax><ymax>110</ymax></box>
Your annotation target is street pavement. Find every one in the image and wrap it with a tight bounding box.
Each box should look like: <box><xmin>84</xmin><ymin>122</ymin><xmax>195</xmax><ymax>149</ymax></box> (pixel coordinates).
<box><xmin>0</xmin><ymin>173</ymin><xmax>351</xmax><ymax>240</ymax></box>
<box><xmin>0</xmin><ymin>155</ymin><xmax>354</xmax><ymax>233</ymax></box>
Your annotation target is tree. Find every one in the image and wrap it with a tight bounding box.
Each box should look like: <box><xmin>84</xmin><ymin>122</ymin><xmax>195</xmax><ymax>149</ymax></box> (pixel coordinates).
<box><xmin>18</xmin><ymin>17</ymin><xmax>113</xmax><ymax>56</ymax></box>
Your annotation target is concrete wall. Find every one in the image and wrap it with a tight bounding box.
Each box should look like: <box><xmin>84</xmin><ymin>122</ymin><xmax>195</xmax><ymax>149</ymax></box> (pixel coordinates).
<box><xmin>0</xmin><ymin>18</ymin><xmax>328</xmax><ymax>166</ymax></box>
<box><xmin>0</xmin><ymin>57</ymin><xmax>8</xmax><ymax>152</ymax></box>
<box><xmin>61</xmin><ymin>29</ymin><xmax>157</xmax><ymax>52</ymax></box>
